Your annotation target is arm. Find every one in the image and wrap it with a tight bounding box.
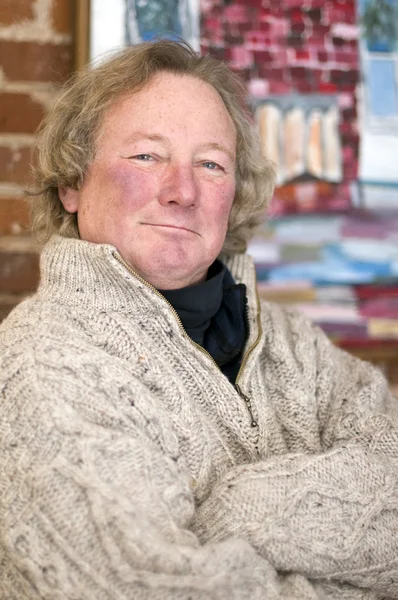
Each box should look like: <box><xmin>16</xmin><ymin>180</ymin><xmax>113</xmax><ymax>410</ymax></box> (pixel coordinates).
<box><xmin>192</xmin><ymin>315</ymin><xmax>398</xmax><ymax>598</ymax></box>
<box><xmin>1</xmin><ymin>359</ymin><xmax>297</xmax><ymax>600</ymax></box>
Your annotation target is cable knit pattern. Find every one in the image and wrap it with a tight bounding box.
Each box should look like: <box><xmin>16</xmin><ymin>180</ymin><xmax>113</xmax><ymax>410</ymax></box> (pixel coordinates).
<box><xmin>0</xmin><ymin>235</ymin><xmax>397</xmax><ymax>600</ymax></box>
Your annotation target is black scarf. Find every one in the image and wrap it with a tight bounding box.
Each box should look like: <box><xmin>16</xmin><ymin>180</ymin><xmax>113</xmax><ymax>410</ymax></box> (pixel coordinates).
<box><xmin>159</xmin><ymin>260</ymin><xmax>248</xmax><ymax>383</ymax></box>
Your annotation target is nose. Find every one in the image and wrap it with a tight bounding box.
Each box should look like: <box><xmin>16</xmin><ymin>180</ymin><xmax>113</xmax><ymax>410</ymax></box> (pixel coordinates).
<box><xmin>158</xmin><ymin>163</ymin><xmax>198</xmax><ymax>207</ymax></box>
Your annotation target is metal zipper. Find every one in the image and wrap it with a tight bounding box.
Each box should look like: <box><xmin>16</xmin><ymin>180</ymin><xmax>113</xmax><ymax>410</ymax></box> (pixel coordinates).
<box><xmin>235</xmin><ymin>287</ymin><xmax>263</xmax><ymax>387</ymax></box>
<box><xmin>113</xmin><ymin>252</ymin><xmax>262</xmax><ymax>428</ymax></box>
<box><xmin>235</xmin><ymin>384</ymin><xmax>258</xmax><ymax>428</ymax></box>
<box><xmin>235</xmin><ymin>287</ymin><xmax>263</xmax><ymax>432</ymax></box>
<box><xmin>113</xmin><ymin>252</ymin><xmax>220</xmax><ymax>369</ymax></box>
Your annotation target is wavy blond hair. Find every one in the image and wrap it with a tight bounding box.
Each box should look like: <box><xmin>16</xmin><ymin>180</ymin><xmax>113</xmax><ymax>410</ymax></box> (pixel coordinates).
<box><xmin>30</xmin><ymin>40</ymin><xmax>275</xmax><ymax>254</ymax></box>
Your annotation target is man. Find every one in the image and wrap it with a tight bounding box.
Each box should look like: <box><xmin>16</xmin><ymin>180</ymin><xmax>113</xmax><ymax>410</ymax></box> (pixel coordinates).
<box><xmin>0</xmin><ymin>40</ymin><xmax>397</xmax><ymax>600</ymax></box>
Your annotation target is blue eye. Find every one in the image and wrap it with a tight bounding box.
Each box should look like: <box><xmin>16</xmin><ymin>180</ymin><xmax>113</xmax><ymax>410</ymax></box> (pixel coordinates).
<box><xmin>203</xmin><ymin>161</ymin><xmax>221</xmax><ymax>170</ymax></box>
<box><xmin>135</xmin><ymin>154</ymin><xmax>153</xmax><ymax>161</ymax></box>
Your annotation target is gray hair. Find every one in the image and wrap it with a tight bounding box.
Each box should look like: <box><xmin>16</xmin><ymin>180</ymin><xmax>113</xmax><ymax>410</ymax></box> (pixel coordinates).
<box><xmin>30</xmin><ymin>40</ymin><xmax>275</xmax><ymax>254</ymax></box>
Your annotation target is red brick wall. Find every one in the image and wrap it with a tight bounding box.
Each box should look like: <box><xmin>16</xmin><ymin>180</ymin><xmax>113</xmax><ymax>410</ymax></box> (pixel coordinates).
<box><xmin>201</xmin><ymin>0</ymin><xmax>360</xmax><ymax>213</ymax></box>
<box><xmin>0</xmin><ymin>0</ymin><xmax>73</xmax><ymax>320</ymax></box>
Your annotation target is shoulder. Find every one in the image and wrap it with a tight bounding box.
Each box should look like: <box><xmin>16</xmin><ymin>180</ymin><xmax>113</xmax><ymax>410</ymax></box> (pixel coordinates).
<box><xmin>0</xmin><ymin>295</ymin><xmax>105</xmax><ymax>374</ymax></box>
<box><xmin>258</xmin><ymin>299</ymin><xmax>387</xmax><ymax>394</ymax></box>
<box><xmin>0</xmin><ymin>295</ymin><xmax>145</xmax><ymax>418</ymax></box>
<box><xmin>259</xmin><ymin>299</ymin><xmax>325</xmax><ymax>350</ymax></box>
<box><xmin>257</xmin><ymin>299</ymin><xmax>375</xmax><ymax>385</ymax></box>
<box><xmin>0</xmin><ymin>295</ymin><xmax>179</xmax><ymax>457</ymax></box>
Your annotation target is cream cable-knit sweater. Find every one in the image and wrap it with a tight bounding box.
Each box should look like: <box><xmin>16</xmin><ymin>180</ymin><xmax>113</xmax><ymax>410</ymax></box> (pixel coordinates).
<box><xmin>0</xmin><ymin>236</ymin><xmax>398</xmax><ymax>600</ymax></box>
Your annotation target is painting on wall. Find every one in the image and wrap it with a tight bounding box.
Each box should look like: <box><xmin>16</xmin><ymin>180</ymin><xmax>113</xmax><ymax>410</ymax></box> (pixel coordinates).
<box><xmin>237</xmin><ymin>0</ymin><xmax>398</xmax><ymax>346</ymax></box>
<box><xmin>88</xmin><ymin>0</ymin><xmax>199</xmax><ymax>63</ymax></box>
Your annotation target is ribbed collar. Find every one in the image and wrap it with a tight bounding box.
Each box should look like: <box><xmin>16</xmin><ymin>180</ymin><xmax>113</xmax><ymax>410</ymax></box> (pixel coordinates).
<box><xmin>37</xmin><ymin>236</ymin><xmax>261</xmax><ymax>354</ymax></box>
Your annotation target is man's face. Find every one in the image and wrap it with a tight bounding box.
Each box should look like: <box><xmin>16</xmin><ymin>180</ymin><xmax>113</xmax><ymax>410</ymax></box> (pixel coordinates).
<box><xmin>60</xmin><ymin>72</ymin><xmax>237</xmax><ymax>289</ymax></box>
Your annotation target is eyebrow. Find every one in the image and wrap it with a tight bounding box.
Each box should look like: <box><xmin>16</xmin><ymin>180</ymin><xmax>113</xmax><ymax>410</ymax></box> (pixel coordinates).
<box><xmin>122</xmin><ymin>132</ymin><xmax>236</xmax><ymax>162</ymax></box>
<box><xmin>199</xmin><ymin>142</ymin><xmax>236</xmax><ymax>162</ymax></box>
<box><xmin>122</xmin><ymin>132</ymin><xmax>168</xmax><ymax>145</ymax></box>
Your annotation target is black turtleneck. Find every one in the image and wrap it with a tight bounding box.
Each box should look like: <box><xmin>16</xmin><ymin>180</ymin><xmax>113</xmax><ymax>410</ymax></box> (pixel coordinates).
<box><xmin>158</xmin><ymin>260</ymin><xmax>248</xmax><ymax>384</ymax></box>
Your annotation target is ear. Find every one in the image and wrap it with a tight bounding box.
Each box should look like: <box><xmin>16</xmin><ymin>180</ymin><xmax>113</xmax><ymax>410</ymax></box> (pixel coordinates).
<box><xmin>59</xmin><ymin>187</ymin><xmax>80</xmax><ymax>214</ymax></box>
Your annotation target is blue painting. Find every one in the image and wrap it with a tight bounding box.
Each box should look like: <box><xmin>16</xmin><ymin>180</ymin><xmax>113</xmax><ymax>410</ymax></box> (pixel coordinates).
<box><xmin>125</xmin><ymin>0</ymin><xmax>199</xmax><ymax>49</ymax></box>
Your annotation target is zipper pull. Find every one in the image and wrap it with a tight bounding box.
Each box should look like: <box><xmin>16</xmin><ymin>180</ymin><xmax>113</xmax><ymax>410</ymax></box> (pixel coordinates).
<box><xmin>235</xmin><ymin>384</ymin><xmax>258</xmax><ymax>428</ymax></box>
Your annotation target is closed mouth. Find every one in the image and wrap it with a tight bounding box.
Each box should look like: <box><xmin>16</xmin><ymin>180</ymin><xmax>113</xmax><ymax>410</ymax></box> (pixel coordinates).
<box><xmin>142</xmin><ymin>223</ymin><xmax>198</xmax><ymax>235</ymax></box>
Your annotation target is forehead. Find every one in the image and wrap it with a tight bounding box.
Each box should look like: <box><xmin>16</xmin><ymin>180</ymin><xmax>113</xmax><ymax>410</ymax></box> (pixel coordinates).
<box><xmin>98</xmin><ymin>72</ymin><xmax>236</xmax><ymax>145</ymax></box>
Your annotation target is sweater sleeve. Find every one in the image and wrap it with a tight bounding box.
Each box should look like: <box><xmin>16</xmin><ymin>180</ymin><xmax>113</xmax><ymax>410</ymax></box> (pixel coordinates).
<box><xmin>192</xmin><ymin>316</ymin><xmax>398</xmax><ymax>598</ymax></box>
<box><xmin>1</xmin><ymin>354</ymin><xmax>318</xmax><ymax>600</ymax></box>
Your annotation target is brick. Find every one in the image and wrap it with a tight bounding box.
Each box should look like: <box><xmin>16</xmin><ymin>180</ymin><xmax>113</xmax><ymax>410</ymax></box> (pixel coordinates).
<box><xmin>307</xmin><ymin>34</ymin><xmax>328</xmax><ymax>49</ymax></box>
<box><xmin>295</xmin><ymin>50</ymin><xmax>311</xmax><ymax>61</ymax></box>
<box><xmin>312</xmin><ymin>24</ymin><xmax>330</xmax><ymax>37</ymax></box>
<box><xmin>343</xmin><ymin>146</ymin><xmax>355</xmax><ymax>163</ymax></box>
<box><xmin>288</xmin><ymin>8</ymin><xmax>305</xmax><ymax>22</ymax></box>
<box><xmin>332</xmin><ymin>37</ymin><xmax>347</xmax><ymax>47</ymax></box>
<box><xmin>294</xmin><ymin>79</ymin><xmax>314</xmax><ymax>93</ymax></box>
<box><xmin>245</xmin><ymin>31</ymin><xmax>271</xmax><ymax>45</ymax></box>
<box><xmin>318</xmin><ymin>50</ymin><xmax>329</xmax><ymax>62</ymax></box>
<box><xmin>304</xmin><ymin>0</ymin><xmax>327</xmax><ymax>7</ymax></box>
<box><xmin>208</xmin><ymin>46</ymin><xmax>225</xmax><ymax>61</ymax></box>
<box><xmin>318</xmin><ymin>81</ymin><xmax>338</xmax><ymax>93</ymax></box>
<box><xmin>0</xmin><ymin>93</ymin><xmax>45</xmax><ymax>134</ymax></box>
<box><xmin>234</xmin><ymin>67</ymin><xmax>252</xmax><ymax>83</ymax></box>
<box><xmin>230</xmin><ymin>46</ymin><xmax>253</xmax><ymax>69</ymax></box>
<box><xmin>291</xmin><ymin>22</ymin><xmax>306</xmax><ymax>34</ymax></box>
<box><xmin>270</xmin><ymin>6</ymin><xmax>286</xmax><ymax>17</ymax></box>
<box><xmin>341</xmin><ymin>131</ymin><xmax>359</xmax><ymax>147</ymax></box>
<box><xmin>286</xmin><ymin>33</ymin><xmax>304</xmax><ymax>48</ymax></box>
<box><xmin>330</xmin><ymin>68</ymin><xmax>348</xmax><ymax>84</ymax></box>
<box><xmin>203</xmin><ymin>17</ymin><xmax>222</xmax><ymax>32</ymax></box>
<box><xmin>269</xmin><ymin>80</ymin><xmax>291</xmax><ymax>94</ymax></box>
<box><xmin>225</xmin><ymin>33</ymin><xmax>244</xmax><ymax>45</ymax></box>
<box><xmin>259</xmin><ymin>21</ymin><xmax>272</xmax><ymax>33</ymax></box>
<box><xmin>0</xmin><ymin>40</ymin><xmax>72</xmax><ymax>83</ymax></box>
<box><xmin>0</xmin><ymin>147</ymin><xmax>32</xmax><ymax>185</ymax></box>
<box><xmin>269</xmin><ymin>18</ymin><xmax>290</xmax><ymax>37</ymax></box>
<box><xmin>253</xmin><ymin>50</ymin><xmax>274</xmax><ymax>65</ymax></box>
<box><xmin>258</xmin><ymin>7</ymin><xmax>272</xmax><ymax>20</ymax></box>
<box><xmin>339</xmin><ymin>81</ymin><xmax>357</xmax><ymax>93</ymax></box>
<box><xmin>0</xmin><ymin>249</ymin><xmax>39</xmax><ymax>293</ymax></box>
<box><xmin>310</xmin><ymin>69</ymin><xmax>322</xmax><ymax>84</ymax></box>
<box><xmin>0</xmin><ymin>197</ymin><xmax>31</xmax><ymax>235</ymax></box>
<box><xmin>238</xmin><ymin>22</ymin><xmax>254</xmax><ymax>34</ymax></box>
<box><xmin>289</xmin><ymin>66</ymin><xmax>307</xmax><ymax>80</ymax></box>
<box><xmin>335</xmin><ymin>51</ymin><xmax>359</xmax><ymax>67</ymax></box>
<box><xmin>238</xmin><ymin>0</ymin><xmax>260</xmax><ymax>6</ymax></box>
<box><xmin>51</xmin><ymin>0</ymin><xmax>72</xmax><ymax>34</ymax></box>
<box><xmin>340</xmin><ymin>121</ymin><xmax>354</xmax><ymax>135</ymax></box>
<box><xmin>258</xmin><ymin>65</ymin><xmax>288</xmax><ymax>80</ymax></box>
<box><xmin>273</xmin><ymin>49</ymin><xmax>290</xmax><ymax>66</ymax></box>
<box><xmin>0</xmin><ymin>0</ymin><xmax>34</xmax><ymax>25</ymax></box>
<box><xmin>326</xmin><ymin>7</ymin><xmax>356</xmax><ymax>25</ymax></box>
<box><xmin>223</xmin><ymin>3</ymin><xmax>248</xmax><ymax>23</ymax></box>
<box><xmin>304</xmin><ymin>7</ymin><xmax>322</xmax><ymax>22</ymax></box>
<box><xmin>283</xmin><ymin>0</ymin><xmax>305</xmax><ymax>7</ymax></box>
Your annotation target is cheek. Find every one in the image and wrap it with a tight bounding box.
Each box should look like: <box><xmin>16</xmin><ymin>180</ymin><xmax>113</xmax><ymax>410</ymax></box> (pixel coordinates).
<box><xmin>106</xmin><ymin>164</ymin><xmax>154</xmax><ymax>211</ymax></box>
<box><xmin>213</xmin><ymin>182</ymin><xmax>235</xmax><ymax>223</ymax></box>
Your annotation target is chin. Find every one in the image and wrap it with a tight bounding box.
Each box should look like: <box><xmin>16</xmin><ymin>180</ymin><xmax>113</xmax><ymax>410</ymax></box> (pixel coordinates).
<box><xmin>144</xmin><ymin>258</ymin><xmax>207</xmax><ymax>289</ymax></box>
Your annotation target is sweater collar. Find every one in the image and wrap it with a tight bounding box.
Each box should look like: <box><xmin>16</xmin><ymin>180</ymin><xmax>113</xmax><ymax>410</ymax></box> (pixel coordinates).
<box><xmin>37</xmin><ymin>236</ymin><xmax>261</xmax><ymax>350</ymax></box>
